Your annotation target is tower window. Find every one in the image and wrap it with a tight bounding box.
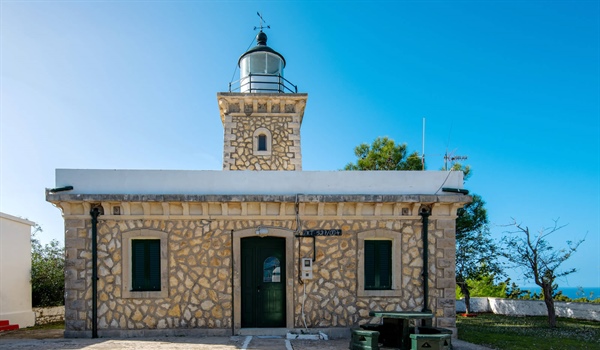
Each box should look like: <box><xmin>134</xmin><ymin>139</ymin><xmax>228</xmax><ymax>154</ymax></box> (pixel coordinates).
<box><xmin>258</xmin><ymin>134</ymin><xmax>267</xmax><ymax>151</ymax></box>
<box><xmin>253</xmin><ymin>128</ymin><xmax>272</xmax><ymax>156</ymax></box>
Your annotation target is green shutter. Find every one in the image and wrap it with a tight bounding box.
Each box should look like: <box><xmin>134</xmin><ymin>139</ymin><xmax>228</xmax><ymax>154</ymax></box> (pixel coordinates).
<box><xmin>132</xmin><ymin>240</ymin><xmax>145</xmax><ymax>291</ymax></box>
<box><xmin>147</xmin><ymin>240</ymin><xmax>161</xmax><ymax>291</ymax></box>
<box><xmin>364</xmin><ymin>240</ymin><xmax>392</xmax><ymax>290</ymax></box>
<box><xmin>365</xmin><ymin>241</ymin><xmax>376</xmax><ymax>289</ymax></box>
<box><xmin>131</xmin><ymin>240</ymin><xmax>161</xmax><ymax>291</ymax></box>
<box><xmin>378</xmin><ymin>241</ymin><xmax>392</xmax><ymax>289</ymax></box>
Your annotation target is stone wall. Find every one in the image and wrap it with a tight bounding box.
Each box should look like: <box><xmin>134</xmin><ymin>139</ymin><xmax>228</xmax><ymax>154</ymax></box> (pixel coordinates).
<box><xmin>226</xmin><ymin>115</ymin><xmax>300</xmax><ymax>170</ymax></box>
<box><xmin>218</xmin><ymin>93</ymin><xmax>306</xmax><ymax>171</ymax></box>
<box><xmin>295</xmin><ymin>218</ymin><xmax>456</xmax><ymax>329</ymax></box>
<box><xmin>34</xmin><ymin>306</ymin><xmax>65</xmax><ymax>325</ymax></box>
<box><xmin>56</xmin><ymin>196</ymin><xmax>463</xmax><ymax>337</ymax></box>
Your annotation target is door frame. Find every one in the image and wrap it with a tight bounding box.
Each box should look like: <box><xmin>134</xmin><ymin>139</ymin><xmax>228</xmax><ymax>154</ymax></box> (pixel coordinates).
<box><xmin>233</xmin><ymin>228</ymin><xmax>294</xmax><ymax>332</ymax></box>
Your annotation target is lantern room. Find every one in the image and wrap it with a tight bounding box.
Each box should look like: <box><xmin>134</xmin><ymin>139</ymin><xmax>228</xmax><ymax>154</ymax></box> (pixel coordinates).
<box><xmin>232</xmin><ymin>31</ymin><xmax>297</xmax><ymax>93</ymax></box>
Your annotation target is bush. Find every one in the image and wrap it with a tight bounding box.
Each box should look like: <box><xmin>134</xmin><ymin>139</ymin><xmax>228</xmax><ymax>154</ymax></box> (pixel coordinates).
<box><xmin>31</xmin><ymin>227</ymin><xmax>65</xmax><ymax>307</ymax></box>
<box><xmin>456</xmin><ymin>273</ymin><xmax>507</xmax><ymax>299</ymax></box>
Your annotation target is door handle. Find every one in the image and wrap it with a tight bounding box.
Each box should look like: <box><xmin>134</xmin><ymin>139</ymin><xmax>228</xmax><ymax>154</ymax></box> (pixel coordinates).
<box><xmin>257</xmin><ymin>285</ymin><xmax>261</xmax><ymax>293</ymax></box>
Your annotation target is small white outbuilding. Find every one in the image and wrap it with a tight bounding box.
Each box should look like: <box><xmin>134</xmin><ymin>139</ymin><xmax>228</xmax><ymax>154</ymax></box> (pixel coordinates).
<box><xmin>0</xmin><ymin>212</ymin><xmax>36</xmax><ymax>328</ymax></box>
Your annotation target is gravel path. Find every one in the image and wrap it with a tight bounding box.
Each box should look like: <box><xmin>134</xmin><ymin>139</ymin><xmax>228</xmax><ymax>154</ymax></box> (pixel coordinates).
<box><xmin>0</xmin><ymin>329</ymin><xmax>494</xmax><ymax>350</ymax></box>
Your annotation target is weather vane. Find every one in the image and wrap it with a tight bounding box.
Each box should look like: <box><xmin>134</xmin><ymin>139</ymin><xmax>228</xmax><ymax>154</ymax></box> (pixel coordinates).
<box><xmin>254</xmin><ymin>12</ymin><xmax>271</xmax><ymax>31</ymax></box>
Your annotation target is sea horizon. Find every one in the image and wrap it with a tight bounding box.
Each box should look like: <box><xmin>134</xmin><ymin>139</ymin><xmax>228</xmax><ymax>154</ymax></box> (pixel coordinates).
<box><xmin>520</xmin><ymin>286</ymin><xmax>600</xmax><ymax>300</ymax></box>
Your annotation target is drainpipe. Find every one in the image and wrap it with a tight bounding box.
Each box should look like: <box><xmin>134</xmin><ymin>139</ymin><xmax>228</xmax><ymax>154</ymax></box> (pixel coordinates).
<box><xmin>419</xmin><ymin>206</ymin><xmax>432</xmax><ymax>321</ymax></box>
<box><xmin>90</xmin><ymin>207</ymin><xmax>100</xmax><ymax>338</ymax></box>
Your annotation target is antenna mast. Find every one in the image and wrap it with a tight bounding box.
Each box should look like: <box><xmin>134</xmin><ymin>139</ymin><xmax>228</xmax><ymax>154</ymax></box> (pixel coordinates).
<box><xmin>422</xmin><ymin>117</ymin><xmax>425</xmax><ymax>170</ymax></box>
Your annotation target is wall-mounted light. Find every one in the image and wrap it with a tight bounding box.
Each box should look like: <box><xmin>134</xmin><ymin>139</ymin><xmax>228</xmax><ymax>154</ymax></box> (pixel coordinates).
<box><xmin>256</xmin><ymin>227</ymin><xmax>269</xmax><ymax>235</ymax></box>
<box><xmin>48</xmin><ymin>186</ymin><xmax>74</xmax><ymax>194</ymax></box>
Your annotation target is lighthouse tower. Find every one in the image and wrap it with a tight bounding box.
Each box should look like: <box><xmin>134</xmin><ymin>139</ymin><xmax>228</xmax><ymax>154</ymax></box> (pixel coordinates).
<box><xmin>218</xmin><ymin>30</ymin><xmax>307</xmax><ymax>171</ymax></box>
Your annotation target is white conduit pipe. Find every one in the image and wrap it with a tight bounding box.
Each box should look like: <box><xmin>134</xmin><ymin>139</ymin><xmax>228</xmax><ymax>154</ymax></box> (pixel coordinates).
<box><xmin>302</xmin><ymin>282</ymin><xmax>308</xmax><ymax>330</ymax></box>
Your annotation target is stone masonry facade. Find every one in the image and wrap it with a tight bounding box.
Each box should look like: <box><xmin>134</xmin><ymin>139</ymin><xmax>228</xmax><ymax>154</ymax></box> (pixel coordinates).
<box><xmin>218</xmin><ymin>93</ymin><xmax>306</xmax><ymax>171</ymax></box>
<box><xmin>49</xmin><ymin>194</ymin><xmax>467</xmax><ymax>337</ymax></box>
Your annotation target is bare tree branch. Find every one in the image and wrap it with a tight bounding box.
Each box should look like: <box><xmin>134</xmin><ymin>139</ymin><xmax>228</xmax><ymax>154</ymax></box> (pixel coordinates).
<box><xmin>500</xmin><ymin>219</ymin><xmax>584</xmax><ymax>328</ymax></box>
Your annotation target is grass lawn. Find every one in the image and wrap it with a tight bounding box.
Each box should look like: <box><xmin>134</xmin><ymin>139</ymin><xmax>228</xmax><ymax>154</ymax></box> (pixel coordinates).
<box><xmin>456</xmin><ymin>313</ymin><xmax>600</xmax><ymax>350</ymax></box>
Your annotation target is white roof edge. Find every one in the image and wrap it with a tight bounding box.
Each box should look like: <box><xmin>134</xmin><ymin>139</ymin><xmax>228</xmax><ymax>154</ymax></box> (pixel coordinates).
<box><xmin>0</xmin><ymin>212</ymin><xmax>36</xmax><ymax>226</ymax></box>
<box><xmin>54</xmin><ymin>169</ymin><xmax>465</xmax><ymax>196</ymax></box>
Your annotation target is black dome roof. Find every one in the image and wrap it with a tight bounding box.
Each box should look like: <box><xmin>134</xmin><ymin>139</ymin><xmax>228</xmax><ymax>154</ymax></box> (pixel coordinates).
<box><xmin>238</xmin><ymin>31</ymin><xmax>286</xmax><ymax>67</ymax></box>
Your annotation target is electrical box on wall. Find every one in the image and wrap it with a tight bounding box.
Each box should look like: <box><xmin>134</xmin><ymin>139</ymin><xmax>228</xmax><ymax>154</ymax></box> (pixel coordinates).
<box><xmin>302</xmin><ymin>258</ymin><xmax>312</xmax><ymax>270</ymax></box>
<box><xmin>301</xmin><ymin>258</ymin><xmax>313</xmax><ymax>279</ymax></box>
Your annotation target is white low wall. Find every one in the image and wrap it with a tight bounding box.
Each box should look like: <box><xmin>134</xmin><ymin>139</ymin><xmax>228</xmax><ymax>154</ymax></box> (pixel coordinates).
<box><xmin>33</xmin><ymin>306</ymin><xmax>64</xmax><ymax>325</ymax></box>
<box><xmin>456</xmin><ymin>297</ymin><xmax>600</xmax><ymax>322</ymax></box>
<box><xmin>455</xmin><ymin>298</ymin><xmax>491</xmax><ymax>313</ymax></box>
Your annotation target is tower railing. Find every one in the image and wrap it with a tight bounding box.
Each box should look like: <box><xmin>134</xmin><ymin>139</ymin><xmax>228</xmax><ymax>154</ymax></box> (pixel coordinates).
<box><xmin>229</xmin><ymin>73</ymin><xmax>298</xmax><ymax>93</ymax></box>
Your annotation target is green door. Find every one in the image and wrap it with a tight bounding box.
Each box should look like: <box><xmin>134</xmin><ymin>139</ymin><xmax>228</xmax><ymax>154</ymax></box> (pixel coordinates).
<box><xmin>241</xmin><ymin>236</ymin><xmax>286</xmax><ymax>328</ymax></box>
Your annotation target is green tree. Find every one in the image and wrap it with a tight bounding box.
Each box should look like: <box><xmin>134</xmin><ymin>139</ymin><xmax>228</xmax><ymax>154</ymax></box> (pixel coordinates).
<box><xmin>468</xmin><ymin>273</ymin><xmax>507</xmax><ymax>297</ymax></box>
<box><xmin>455</xmin><ymin>194</ymin><xmax>501</xmax><ymax>313</ymax></box>
<box><xmin>31</xmin><ymin>226</ymin><xmax>65</xmax><ymax>307</ymax></box>
<box><xmin>501</xmin><ymin>219</ymin><xmax>584</xmax><ymax>327</ymax></box>
<box><xmin>505</xmin><ymin>280</ymin><xmax>531</xmax><ymax>299</ymax></box>
<box><xmin>456</xmin><ymin>272</ymin><xmax>507</xmax><ymax>299</ymax></box>
<box><xmin>449</xmin><ymin>162</ymin><xmax>471</xmax><ymax>180</ymax></box>
<box><xmin>344</xmin><ymin>136</ymin><xmax>423</xmax><ymax>170</ymax></box>
<box><xmin>449</xmin><ymin>163</ymin><xmax>502</xmax><ymax>314</ymax></box>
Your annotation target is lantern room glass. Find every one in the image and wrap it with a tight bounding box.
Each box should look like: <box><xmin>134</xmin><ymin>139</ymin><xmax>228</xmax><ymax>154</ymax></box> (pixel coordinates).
<box><xmin>240</xmin><ymin>53</ymin><xmax>283</xmax><ymax>76</ymax></box>
<box><xmin>239</xmin><ymin>52</ymin><xmax>284</xmax><ymax>92</ymax></box>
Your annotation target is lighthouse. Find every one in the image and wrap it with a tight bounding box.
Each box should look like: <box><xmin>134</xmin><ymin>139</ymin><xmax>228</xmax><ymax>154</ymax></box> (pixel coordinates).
<box><xmin>218</xmin><ymin>29</ymin><xmax>308</xmax><ymax>171</ymax></box>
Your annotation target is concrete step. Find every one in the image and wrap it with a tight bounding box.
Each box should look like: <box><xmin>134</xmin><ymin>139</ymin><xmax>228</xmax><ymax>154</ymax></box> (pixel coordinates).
<box><xmin>0</xmin><ymin>320</ymin><xmax>19</xmax><ymax>332</ymax></box>
<box><xmin>238</xmin><ymin>328</ymin><xmax>290</xmax><ymax>336</ymax></box>
<box><xmin>247</xmin><ymin>336</ymin><xmax>289</xmax><ymax>350</ymax></box>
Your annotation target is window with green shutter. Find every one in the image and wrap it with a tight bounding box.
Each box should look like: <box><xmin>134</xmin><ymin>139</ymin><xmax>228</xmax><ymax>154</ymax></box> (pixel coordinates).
<box><xmin>364</xmin><ymin>240</ymin><xmax>392</xmax><ymax>290</ymax></box>
<box><xmin>131</xmin><ymin>239</ymin><xmax>161</xmax><ymax>291</ymax></box>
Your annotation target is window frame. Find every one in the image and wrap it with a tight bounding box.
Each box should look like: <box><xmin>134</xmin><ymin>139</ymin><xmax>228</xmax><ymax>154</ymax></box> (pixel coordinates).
<box><xmin>357</xmin><ymin>229</ymin><xmax>402</xmax><ymax>297</ymax></box>
<box><xmin>253</xmin><ymin>127</ymin><xmax>272</xmax><ymax>156</ymax></box>
<box><xmin>122</xmin><ymin>229</ymin><xmax>169</xmax><ymax>299</ymax></box>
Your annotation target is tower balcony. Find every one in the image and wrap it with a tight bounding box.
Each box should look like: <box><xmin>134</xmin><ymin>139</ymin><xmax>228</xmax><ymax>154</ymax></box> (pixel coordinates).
<box><xmin>229</xmin><ymin>73</ymin><xmax>298</xmax><ymax>94</ymax></box>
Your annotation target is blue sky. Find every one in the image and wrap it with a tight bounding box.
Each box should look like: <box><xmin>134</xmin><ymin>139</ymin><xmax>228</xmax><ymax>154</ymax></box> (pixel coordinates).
<box><xmin>1</xmin><ymin>1</ymin><xmax>598</xmax><ymax>289</ymax></box>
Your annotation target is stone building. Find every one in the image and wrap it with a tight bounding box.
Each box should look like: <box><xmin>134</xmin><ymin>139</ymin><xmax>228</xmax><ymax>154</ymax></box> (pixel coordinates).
<box><xmin>47</xmin><ymin>30</ymin><xmax>470</xmax><ymax>338</ymax></box>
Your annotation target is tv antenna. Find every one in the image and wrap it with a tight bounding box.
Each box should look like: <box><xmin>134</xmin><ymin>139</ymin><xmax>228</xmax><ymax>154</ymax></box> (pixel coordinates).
<box><xmin>444</xmin><ymin>149</ymin><xmax>468</xmax><ymax>171</ymax></box>
<box><xmin>421</xmin><ymin>117</ymin><xmax>468</xmax><ymax>170</ymax></box>
<box><xmin>254</xmin><ymin>12</ymin><xmax>271</xmax><ymax>31</ymax></box>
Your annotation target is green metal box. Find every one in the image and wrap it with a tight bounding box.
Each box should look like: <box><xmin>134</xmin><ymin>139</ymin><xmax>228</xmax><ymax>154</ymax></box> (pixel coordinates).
<box><xmin>409</xmin><ymin>333</ymin><xmax>451</xmax><ymax>350</ymax></box>
<box><xmin>350</xmin><ymin>329</ymin><xmax>380</xmax><ymax>350</ymax></box>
